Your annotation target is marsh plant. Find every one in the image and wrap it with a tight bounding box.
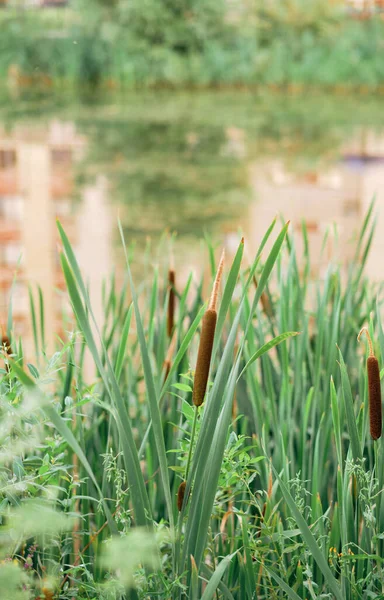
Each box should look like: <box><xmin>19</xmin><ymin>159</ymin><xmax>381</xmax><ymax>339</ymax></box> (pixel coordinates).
<box><xmin>0</xmin><ymin>202</ymin><xmax>384</xmax><ymax>599</ymax></box>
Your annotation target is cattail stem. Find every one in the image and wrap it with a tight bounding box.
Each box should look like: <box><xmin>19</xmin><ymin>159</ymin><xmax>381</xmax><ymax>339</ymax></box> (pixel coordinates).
<box><xmin>358</xmin><ymin>327</ymin><xmax>382</xmax><ymax>441</ymax></box>
<box><xmin>357</xmin><ymin>327</ymin><xmax>374</xmax><ymax>357</ymax></box>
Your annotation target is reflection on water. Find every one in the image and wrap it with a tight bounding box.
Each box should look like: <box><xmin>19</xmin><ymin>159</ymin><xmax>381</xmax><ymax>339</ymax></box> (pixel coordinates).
<box><xmin>1</xmin><ymin>91</ymin><xmax>384</xmax><ymax>354</ymax></box>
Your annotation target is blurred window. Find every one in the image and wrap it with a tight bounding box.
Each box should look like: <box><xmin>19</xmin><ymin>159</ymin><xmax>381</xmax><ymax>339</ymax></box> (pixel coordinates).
<box><xmin>8</xmin><ymin>282</ymin><xmax>28</xmax><ymax>315</ymax></box>
<box><xmin>343</xmin><ymin>199</ymin><xmax>360</xmax><ymax>217</ymax></box>
<box><xmin>0</xmin><ymin>150</ymin><xmax>16</xmax><ymax>170</ymax></box>
<box><xmin>0</xmin><ymin>196</ymin><xmax>23</xmax><ymax>221</ymax></box>
<box><xmin>55</xmin><ymin>198</ymin><xmax>71</xmax><ymax>217</ymax></box>
<box><xmin>0</xmin><ymin>243</ymin><xmax>22</xmax><ymax>266</ymax></box>
<box><xmin>51</xmin><ymin>148</ymin><xmax>72</xmax><ymax>167</ymax></box>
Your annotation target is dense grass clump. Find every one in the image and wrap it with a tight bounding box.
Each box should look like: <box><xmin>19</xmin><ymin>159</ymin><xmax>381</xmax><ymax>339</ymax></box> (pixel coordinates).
<box><xmin>1</xmin><ymin>203</ymin><xmax>384</xmax><ymax>598</ymax></box>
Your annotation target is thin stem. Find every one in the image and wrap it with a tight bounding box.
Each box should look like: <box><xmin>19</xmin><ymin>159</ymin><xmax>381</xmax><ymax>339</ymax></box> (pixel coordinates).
<box><xmin>358</xmin><ymin>326</ymin><xmax>374</xmax><ymax>357</ymax></box>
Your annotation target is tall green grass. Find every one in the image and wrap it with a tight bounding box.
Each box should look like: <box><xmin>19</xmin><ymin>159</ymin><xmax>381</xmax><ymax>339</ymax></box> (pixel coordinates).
<box><xmin>0</xmin><ymin>202</ymin><xmax>383</xmax><ymax>598</ymax></box>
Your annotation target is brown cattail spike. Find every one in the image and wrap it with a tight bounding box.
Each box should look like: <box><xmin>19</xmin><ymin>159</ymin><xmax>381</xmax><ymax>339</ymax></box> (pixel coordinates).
<box><xmin>167</xmin><ymin>268</ymin><xmax>176</xmax><ymax>337</ymax></box>
<box><xmin>193</xmin><ymin>309</ymin><xmax>217</xmax><ymax>407</ymax></box>
<box><xmin>177</xmin><ymin>480</ymin><xmax>187</xmax><ymax>512</ymax></box>
<box><xmin>192</xmin><ymin>250</ymin><xmax>224</xmax><ymax>407</ymax></box>
<box><xmin>358</xmin><ymin>327</ymin><xmax>382</xmax><ymax>441</ymax></box>
<box><xmin>367</xmin><ymin>355</ymin><xmax>382</xmax><ymax>440</ymax></box>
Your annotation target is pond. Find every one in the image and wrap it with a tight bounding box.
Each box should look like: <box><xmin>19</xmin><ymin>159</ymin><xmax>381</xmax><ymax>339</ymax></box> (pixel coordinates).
<box><xmin>1</xmin><ymin>89</ymin><xmax>384</xmax><ymax>353</ymax></box>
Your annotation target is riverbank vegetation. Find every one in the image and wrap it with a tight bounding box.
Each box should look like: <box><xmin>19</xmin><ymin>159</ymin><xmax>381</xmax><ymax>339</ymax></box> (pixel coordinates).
<box><xmin>1</xmin><ymin>204</ymin><xmax>384</xmax><ymax>598</ymax></box>
<box><xmin>2</xmin><ymin>1</ymin><xmax>384</xmax><ymax>89</ymax></box>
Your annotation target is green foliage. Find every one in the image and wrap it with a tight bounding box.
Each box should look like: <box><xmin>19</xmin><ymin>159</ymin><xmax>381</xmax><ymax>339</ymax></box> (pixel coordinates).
<box><xmin>2</xmin><ymin>1</ymin><xmax>384</xmax><ymax>87</ymax></box>
<box><xmin>0</xmin><ymin>204</ymin><xmax>384</xmax><ymax>598</ymax></box>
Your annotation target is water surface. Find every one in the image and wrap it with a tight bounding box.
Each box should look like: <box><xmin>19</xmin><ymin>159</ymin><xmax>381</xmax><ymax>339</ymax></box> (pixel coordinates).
<box><xmin>1</xmin><ymin>90</ymin><xmax>384</xmax><ymax>353</ymax></box>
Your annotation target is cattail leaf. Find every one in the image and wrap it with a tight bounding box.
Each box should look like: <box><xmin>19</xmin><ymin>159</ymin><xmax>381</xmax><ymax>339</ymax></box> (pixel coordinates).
<box><xmin>338</xmin><ymin>348</ymin><xmax>363</xmax><ymax>463</ymax></box>
<box><xmin>200</xmin><ymin>551</ymin><xmax>237</xmax><ymax>600</ymax></box>
<box><xmin>118</xmin><ymin>219</ymin><xmax>174</xmax><ymax>531</ymax></box>
<box><xmin>28</xmin><ymin>286</ymin><xmax>39</xmax><ymax>359</ymax></box>
<box><xmin>238</xmin><ymin>331</ymin><xmax>299</xmax><ymax>380</ymax></box>
<box><xmin>252</xmin><ymin>221</ymin><xmax>289</xmax><ymax>309</ymax></box>
<box><xmin>172</xmin><ymin>383</ymin><xmax>192</xmax><ymax>393</ymax></box>
<box><xmin>190</xmin><ymin>555</ymin><xmax>199</xmax><ymax>600</ymax></box>
<box><xmin>38</xmin><ymin>285</ymin><xmax>45</xmax><ymax>351</ymax></box>
<box><xmin>311</xmin><ymin>413</ymin><xmax>324</xmax><ymax>519</ymax></box>
<box><xmin>184</xmin><ymin>354</ymin><xmax>241</xmax><ymax>571</ymax></box>
<box><xmin>57</xmin><ymin>219</ymin><xmax>88</xmax><ymax>300</ymax></box>
<box><xmin>213</xmin><ymin>237</ymin><xmax>244</xmax><ymax>359</ymax></box>
<box><xmin>353</xmin><ymin>196</ymin><xmax>375</xmax><ymax>264</ymax></box>
<box><xmin>115</xmin><ymin>304</ymin><xmax>133</xmax><ymax>381</ymax></box>
<box><xmin>331</xmin><ymin>377</ymin><xmax>343</xmax><ymax>473</ymax></box>
<box><xmin>271</xmin><ymin>465</ymin><xmax>343</xmax><ymax>600</ymax></box>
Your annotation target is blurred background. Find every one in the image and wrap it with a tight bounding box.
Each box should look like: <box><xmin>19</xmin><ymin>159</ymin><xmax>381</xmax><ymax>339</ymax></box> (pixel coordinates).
<box><xmin>1</xmin><ymin>0</ymin><xmax>384</xmax><ymax>352</ymax></box>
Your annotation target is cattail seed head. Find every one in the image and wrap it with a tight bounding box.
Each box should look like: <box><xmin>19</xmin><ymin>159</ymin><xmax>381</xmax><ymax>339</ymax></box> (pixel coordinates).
<box><xmin>177</xmin><ymin>480</ymin><xmax>187</xmax><ymax>512</ymax></box>
<box><xmin>192</xmin><ymin>309</ymin><xmax>217</xmax><ymax>406</ymax></box>
<box><xmin>358</xmin><ymin>327</ymin><xmax>382</xmax><ymax>441</ymax></box>
<box><xmin>192</xmin><ymin>250</ymin><xmax>224</xmax><ymax>407</ymax></box>
<box><xmin>167</xmin><ymin>269</ymin><xmax>176</xmax><ymax>337</ymax></box>
<box><xmin>367</xmin><ymin>355</ymin><xmax>382</xmax><ymax>440</ymax></box>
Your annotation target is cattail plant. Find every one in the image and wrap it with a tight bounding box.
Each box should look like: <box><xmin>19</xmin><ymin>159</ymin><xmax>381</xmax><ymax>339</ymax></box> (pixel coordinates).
<box><xmin>358</xmin><ymin>327</ymin><xmax>382</xmax><ymax>441</ymax></box>
<box><xmin>183</xmin><ymin>251</ymin><xmax>225</xmax><ymax>490</ymax></box>
<box><xmin>167</xmin><ymin>261</ymin><xmax>176</xmax><ymax>338</ymax></box>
